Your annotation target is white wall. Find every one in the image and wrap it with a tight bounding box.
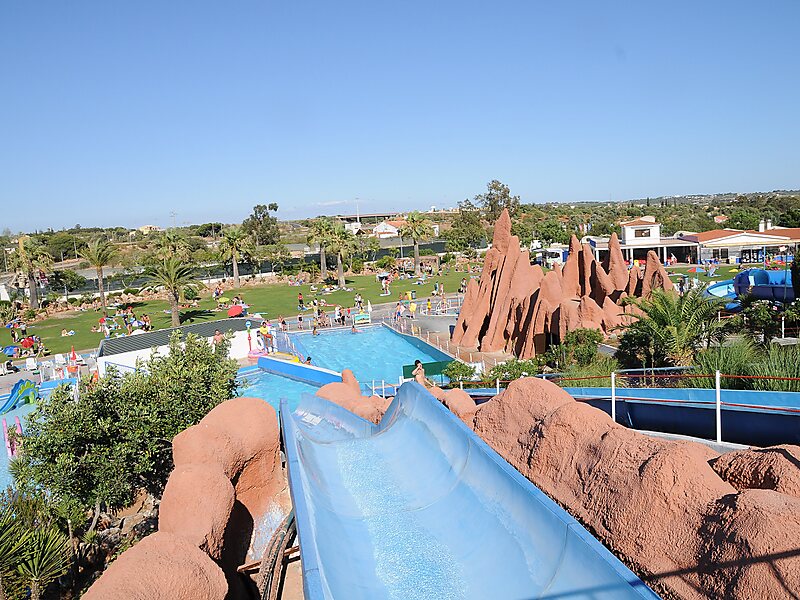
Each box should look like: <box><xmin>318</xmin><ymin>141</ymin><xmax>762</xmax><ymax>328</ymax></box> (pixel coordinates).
<box><xmin>97</xmin><ymin>330</ymin><xmax>254</xmax><ymax>376</ymax></box>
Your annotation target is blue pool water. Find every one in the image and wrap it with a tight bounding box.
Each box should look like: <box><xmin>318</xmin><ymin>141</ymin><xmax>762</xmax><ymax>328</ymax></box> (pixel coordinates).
<box><xmin>292</xmin><ymin>326</ymin><xmax>448</xmax><ymax>384</ymax></box>
<box><xmin>238</xmin><ymin>370</ymin><xmax>321</xmax><ymax>413</ymax></box>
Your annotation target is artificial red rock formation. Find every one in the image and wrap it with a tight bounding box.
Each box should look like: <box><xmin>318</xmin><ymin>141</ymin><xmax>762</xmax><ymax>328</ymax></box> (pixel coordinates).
<box><xmin>86</xmin><ymin>397</ymin><xmax>285</xmax><ymax>599</ymax></box>
<box><xmin>315</xmin><ymin>369</ymin><xmax>390</xmax><ymax>423</ymax></box>
<box><xmin>83</xmin><ymin>532</ymin><xmax>228</xmax><ymax>600</ymax></box>
<box><xmin>711</xmin><ymin>445</ymin><xmax>800</xmax><ymax>498</ymax></box>
<box><xmin>159</xmin><ymin>464</ymin><xmax>235</xmax><ymax>560</ymax></box>
<box><xmin>698</xmin><ymin>490</ymin><xmax>800</xmax><ymax>598</ymax></box>
<box><xmin>451</xmin><ymin>209</ymin><xmax>674</xmax><ymax>358</ymax></box>
<box><xmin>458</xmin><ymin>377</ymin><xmax>800</xmax><ymax>599</ymax></box>
<box><xmin>173</xmin><ymin>396</ymin><xmax>282</xmax><ymax>518</ymax></box>
<box><xmin>429</xmin><ymin>386</ymin><xmax>477</xmax><ymax>425</ymax></box>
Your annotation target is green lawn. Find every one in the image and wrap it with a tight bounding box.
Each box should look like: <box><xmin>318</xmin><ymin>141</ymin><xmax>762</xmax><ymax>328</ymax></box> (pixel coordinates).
<box><xmin>12</xmin><ymin>271</ymin><xmax>472</xmax><ymax>357</ymax></box>
<box><xmin>665</xmin><ymin>263</ymin><xmax>764</xmax><ymax>282</ymax></box>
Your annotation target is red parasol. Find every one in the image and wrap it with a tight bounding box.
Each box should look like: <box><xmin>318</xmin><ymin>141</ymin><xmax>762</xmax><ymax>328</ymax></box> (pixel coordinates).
<box><xmin>227</xmin><ymin>305</ymin><xmax>244</xmax><ymax>317</ymax></box>
<box><xmin>20</xmin><ymin>337</ymin><xmax>34</xmax><ymax>349</ymax></box>
<box><xmin>70</xmin><ymin>346</ymin><xmax>78</xmax><ymax>362</ymax></box>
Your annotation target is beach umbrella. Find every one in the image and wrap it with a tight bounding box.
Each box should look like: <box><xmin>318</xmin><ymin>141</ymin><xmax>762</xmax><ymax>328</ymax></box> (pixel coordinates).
<box><xmin>70</xmin><ymin>346</ymin><xmax>78</xmax><ymax>363</ymax></box>
<box><xmin>687</xmin><ymin>267</ymin><xmax>706</xmax><ymax>273</ymax></box>
<box><xmin>2</xmin><ymin>346</ymin><xmax>16</xmax><ymax>356</ymax></box>
<box><xmin>218</xmin><ymin>296</ymin><xmax>230</xmax><ymax>303</ymax></box>
<box><xmin>227</xmin><ymin>305</ymin><xmax>243</xmax><ymax>317</ymax></box>
<box><xmin>20</xmin><ymin>337</ymin><xmax>34</xmax><ymax>349</ymax></box>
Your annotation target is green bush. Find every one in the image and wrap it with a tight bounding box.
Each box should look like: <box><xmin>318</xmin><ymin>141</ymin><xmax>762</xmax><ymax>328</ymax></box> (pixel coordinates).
<box><xmin>689</xmin><ymin>338</ymin><xmax>758</xmax><ymax>389</ymax></box>
<box><xmin>376</xmin><ymin>256</ymin><xmax>395</xmax><ymax>269</ymax></box>
<box><xmin>22</xmin><ymin>308</ymin><xmax>37</xmax><ymax>321</ymax></box>
<box><xmin>183</xmin><ymin>286</ymin><xmax>199</xmax><ymax>301</ymax></box>
<box><xmin>442</xmin><ymin>360</ymin><xmax>475</xmax><ymax>383</ymax></box>
<box><xmin>13</xmin><ymin>333</ymin><xmax>238</xmax><ymax>514</ymax></box>
<box><xmin>544</xmin><ymin>328</ymin><xmax>603</xmax><ymax>369</ymax></box>
<box><xmin>487</xmin><ymin>358</ymin><xmax>540</xmax><ymax>381</ymax></box>
<box><xmin>122</xmin><ymin>287</ymin><xmax>140</xmax><ymax>295</ymax></box>
<box><xmin>350</xmin><ymin>258</ymin><xmax>365</xmax><ymax>274</ymax></box>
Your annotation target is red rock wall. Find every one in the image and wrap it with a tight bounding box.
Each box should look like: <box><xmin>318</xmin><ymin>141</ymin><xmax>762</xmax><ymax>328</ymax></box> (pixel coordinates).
<box><xmin>85</xmin><ymin>397</ymin><xmax>284</xmax><ymax>599</ymax></box>
<box><xmin>452</xmin><ymin>209</ymin><xmax>673</xmax><ymax>358</ymax></box>
<box><xmin>315</xmin><ymin>369</ymin><xmax>392</xmax><ymax>423</ymax></box>
<box><xmin>468</xmin><ymin>377</ymin><xmax>800</xmax><ymax>600</ymax></box>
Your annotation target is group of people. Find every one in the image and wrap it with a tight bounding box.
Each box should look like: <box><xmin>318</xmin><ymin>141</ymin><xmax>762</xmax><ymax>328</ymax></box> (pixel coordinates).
<box><xmin>92</xmin><ymin>307</ymin><xmax>153</xmax><ymax>337</ymax></box>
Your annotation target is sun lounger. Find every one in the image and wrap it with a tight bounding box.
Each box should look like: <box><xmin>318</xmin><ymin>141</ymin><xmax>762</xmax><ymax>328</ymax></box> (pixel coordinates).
<box><xmin>25</xmin><ymin>358</ymin><xmax>39</xmax><ymax>373</ymax></box>
<box><xmin>54</xmin><ymin>354</ymin><xmax>67</xmax><ymax>366</ymax></box>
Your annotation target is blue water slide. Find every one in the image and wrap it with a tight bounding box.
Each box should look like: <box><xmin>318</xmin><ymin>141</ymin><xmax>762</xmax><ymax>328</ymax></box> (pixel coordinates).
<box><xmin>733</xmin><ymin>269</ymin><xmax>794</xmax><ymax>302</ymax></box>
<box><xmin>0</xmin><ymin>380</ymin><xmax>37</xmax><ymax>415</ymax></box>
<box><xmin>281</xmin><ymin>382</ymin><xmax>658</xmax><ymax>599</ymax></box>
<box><xmin>704</xmin><ymin>279</ymin><xmax>735</xmax><ymax>299</ymax></box>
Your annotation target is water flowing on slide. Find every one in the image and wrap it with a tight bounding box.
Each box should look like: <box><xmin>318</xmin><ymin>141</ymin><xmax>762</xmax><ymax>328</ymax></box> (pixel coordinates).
<box><xmin>281</xmin><ymin>382</ymin><xmax>659</xmax><ymax>600</ymax></box>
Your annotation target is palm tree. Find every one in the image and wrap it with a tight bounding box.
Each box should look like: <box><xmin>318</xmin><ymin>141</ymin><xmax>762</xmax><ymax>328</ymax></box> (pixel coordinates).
<box><xmin>399</xmin><ymin>211</ymin><xmax>434</xmax><ymax>276</ymax></box>
<box><xmin>621</xmin><ymin>287</ymin><xmax>727</xmax><ymax>367</ymax></box>
<box><xmin>0</xmin><ymin>506</ymin><xmax>30</xmax><ymax>600</ymax></box>
<box><xmin>218</xmin><ymin>227</ymin><xmax>251</xmax><ymax>289</ymax></box>
<box><xmin>10</xmin><ymin>237</ymin><xmax>53</xmax><ymax>310</ymax></box>
<box><xmin>145</xmin><ymin>257</ymin><xmax>198</xmax><ymax>327</ymax></box>
<box><xmin>154</xmin><ymin>230</ymin><xmax>192</xmax><ymax>261</ymax></box>
<box><xmin>15</xmin><ymin>527</ymin><xmax>70</xmax><ymax>600</ymax></box>
<box><xmin>307</xmin><ymin>217</ymin><xmax>335</xmax><ymax>280</ymax></box>
<box><xmin>326</xmin><ymin>226</ymin><xmax>358</xmax><ymax>288</ymax></box>
<box><xmin>80</xmin><ymin>239</ymin><xmax>117</xmax><ymax>317</ymax></box>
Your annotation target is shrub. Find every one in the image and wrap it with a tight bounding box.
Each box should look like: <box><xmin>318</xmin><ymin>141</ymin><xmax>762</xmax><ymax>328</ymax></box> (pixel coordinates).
<box><xmin>486</xmin><ymin>358</ymin><xmax>540</xmax><ymax>381</ymax></box>
<box><xmin>350</xmin><ymin>258</ymin><xmax>365</xmax><ymax>274</ymax></box>
<box><xmin>442</xmin><ymin>360</ymin><xmax>475</xmax><ymax>383</ymax></box>
<box><xmin>376</xmin><ymin>256</ymin><xmax>395</xmax><ymax>269</ymax></box>
<box><xmin>13</xmin><ymin>333</ymin><xmax>238</xmax><ymax>515</ymax></box>
<box><xmin>441</xmin><ymin>252</ymin><xmax>454</xmax><ymax>264</ymax></box>
<box><xmin>22</xmin><ymin>308</ymin><xmax>37</xmax><ymax>321</ymax></box>
<box><xmin>689</xmin><ymin>338</ymin><xmax>758</xmax><ymax>389</ymax></box>
<box><xmin>183</xmin><ymin>286</ymin><xmax>199</xmax><ymax>301</ymax></box>
<box><xmin>122</xmin><ymin>287</ymin><xmax>140</xmax><ymax>295</ymax></box>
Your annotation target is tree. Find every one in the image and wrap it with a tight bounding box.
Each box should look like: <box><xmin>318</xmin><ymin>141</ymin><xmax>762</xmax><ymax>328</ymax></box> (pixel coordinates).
<box><xmin>13</xmin><ymin>333</ymin><xmax>238</xmax><ymax>520</ymax></box>
<box><xmin>399</xmin><ymin>211</ymin><xmax>434</xmax><ymax>276</ymax></box>
<box><xmin>154</xmin><ymin>230</ymin><xmax>192</xmax><ymax>261</ymax></box>
<box><xmin>264</xmin><ymin>243</ymin><xmax>291</xmax><ymax>273</ymax></box>
<box><xmin>44</xmin><ymin>232</ymin><xmax>84</xmax><ymax>262</ymax></box>
<box><xmin>193</xmin><ymin>222</ymin><xmax>223</xmax><ymax>239</ymax></box>
<box><xmin>80</xmin><ymin>239</ymin><xmax>117</xmax><ymax>316</ymax></box>
<box><xmin>445</xmin><ymin>200</ymin><xmax>485</xmax><ymax>251</ymax></box>
<box><xmin>326</xmin><ymin>226</ymin><xmax>358</xmax><ymax>287</ymax></box>
<box><xmin>49</xmin><ymin>269</ymin><xmax>86</xmax><ymax>293</ymax></box>
<box><xmin>728</xmin><ymin>208</ymin><xmax>760</xmax><ymax>231</ymax></box>
<box><xmin>10</xmin><ymin>237</ymin><xmax>53</xmax><ymax>310</ymax></box>
<box><xmin>534</xmin><ymin>218</ymin><xmax>570</xmax><ymax>245</ymax></box>
<box><xmin>218</xmin><ymin>227</ymin><xmax>252</xmax><ymax>289</ymax></box>
<box><xmin>145</xmin><ymin>257</ymin><xmax>198</xmax><ymax>327</ymax></box>
<box><xmin>475</xmin><ymin>180</ymin><xmax>521</xmax><ymax>221</ymax></box>
<box><xmin>617</xmin><ymin>288</ymin><xmax>727</xmax><ymax>368</ymax></box>
<box><xmin>307</xmin><ymin>217</ymin><xmax>335</xmax><ymax>279</ymax></box>
<box><xmin>242</xmin><ymin>203</ymin><xmax>280</xmax><ymax>246</ymax></box>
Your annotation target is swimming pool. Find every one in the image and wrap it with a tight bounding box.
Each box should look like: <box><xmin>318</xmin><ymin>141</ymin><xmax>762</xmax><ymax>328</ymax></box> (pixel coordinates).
<box><xmin>291</xmin><ymin>325</ymin><xmax>449</xmax><ymax>385</ymax></box>
<box><xmin>237</xmin><ymin>370</ymin><xmax>321</xmax><ymax>414</ymax></box>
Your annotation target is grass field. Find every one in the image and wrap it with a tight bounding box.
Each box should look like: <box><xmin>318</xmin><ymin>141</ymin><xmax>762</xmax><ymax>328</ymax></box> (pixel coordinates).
<box><xmin>10</xmin><ymin>271</ymin><xmax>473</xmax><ymax>356</ymax></box>
<box><xmin>8</xmin><ymin>262</ymin><xmax>770</xmax><ymax>358</ymax></box>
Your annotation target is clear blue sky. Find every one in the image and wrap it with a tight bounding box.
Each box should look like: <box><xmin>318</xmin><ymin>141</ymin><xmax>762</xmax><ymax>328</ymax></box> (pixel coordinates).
<box><xmin>2</xmin><ymin>1</ymin><xmax>798</xmax><ymax>231</ymax></box>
